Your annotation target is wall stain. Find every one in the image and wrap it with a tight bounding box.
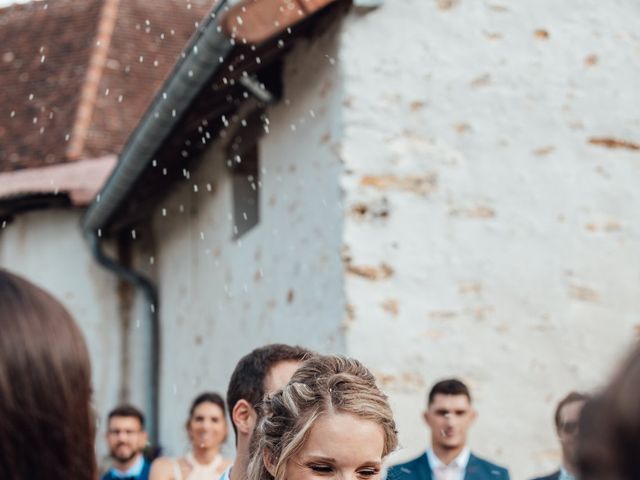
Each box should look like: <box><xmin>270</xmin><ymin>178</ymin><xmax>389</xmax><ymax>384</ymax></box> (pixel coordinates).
<box><xmin>350</xmin><ymin>197</ymin><xmax>390</xmax><ymax>220</ymax></box>
<box><xmin>470</xmin><ymin>73</ymin><xmax>492</xmax><ymax>88</ymax></box>
<box><xmin>429</xmin><ymin>310</ymin><xmax>459</xmax><ymax>320</ymax></box>
<box><xmin>465</xmin><ymin>305</ymin><xmax>495</xmax><ymax>321</ymax></box>
<box><xmin>360</xmin><ymin>173</ymin><xmax>438</xmax><ymax>196</ymax></box>
<box><xmin>422</xmin><ymin>329</ymin><xmax>445</xmax><ymax>340</ymax></box>
<box><xmin>453</xmin><ymin>122</ymin><xmax>472</xmax><ymax>133</ymax></box>
<box><xmin>569</xmin><ymin>284</ymin><xmax>600</xmax><ymax>303</ymax></box>
<box><xmin>459</xmin><ymin>281</ymin><xmax>482</xmax><ymax>295</ymax></box>
<box><xmin>342</xmin><ymin>304</ymin><xmax>356</xmax><ymax>329</ymax></box>
<box><xmin>534</xmin><ymin>29</ymin><xmax>550</xmax><ymax>40</ymax></box>
<box><xmin>346</xmin><ymin>262</ymin><xmax>394</xmax><ymax>280</ymax></box>
<box><xmin>584</xmin><ymin>54</ymin><xmax>598</xmax><ymax>66</ymax></box>
<box><xmin>585</xmin><ymin>220</ymin><xmax>621</xmax><ymax>233</ymax></box>
<box><xmin>450</xmin><ymin>205</ymin><xmax>496</xmax><ymax>219</ymax></box>
<box><xmin>484</xmin><ymin>31</ymin><xmax>503</xmax><ymax>40</ymax></box>
<box><xmin>435</xmin><ymin>0</ymin><xmax>459</xmax><ymax>10</ymax></box>
<box><xmin>381</xmin><ymin>298</ymin><xmax>399</xmax><ymax>317</ymax></box>
<box><xmin>410</xmin><ymin>100</ymin><xmax>426</xmax><ymax>111</ymax></box>
<box><xmin>532</xmin><ymin>145</ymin><xmax>555</xmax><ymax>156</ymax></box>
<box><xmin>375</xmin><ymin>371</ymin><xmax>426</xmax><ymax>392</ymax></box>
<box><xmin>588</xmin><ymin>137</ymin><xmax>640</xmax><ymax>151</ymax></box>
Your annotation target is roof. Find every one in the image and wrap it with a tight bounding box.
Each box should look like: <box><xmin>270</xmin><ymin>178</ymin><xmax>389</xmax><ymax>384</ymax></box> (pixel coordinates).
<box><xmin>0</xmin><ymin>0</ymin><xmax>211</xmax><ymax>206</ymax></box>
<box><xmin>82</xmin><ymin>0</ymin><xmax>348</xmax><ymax>235</ymax></box>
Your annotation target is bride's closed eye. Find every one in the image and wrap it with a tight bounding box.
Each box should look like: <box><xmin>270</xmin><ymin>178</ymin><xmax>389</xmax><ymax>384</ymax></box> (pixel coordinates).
<box><xmin>308</xmin><ymin>464</ymin><xmax>334</xmax><ymax>474</ymax></box>
<box><xmin>357</xmin><ymin>467</ymin><xmax>380</xmax><ymax>478</ymax></box>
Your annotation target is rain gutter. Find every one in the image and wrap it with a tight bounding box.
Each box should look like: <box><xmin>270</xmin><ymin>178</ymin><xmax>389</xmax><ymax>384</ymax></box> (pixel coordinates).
<box><xmin>80</xmin><ymin>0</ymin><xmax>234</xmax><ymax>448</ymax></box>
<box><xmin>82</xmin><ymin>0</ymin><xmax>234</xmax><ymax>233</ymax></box>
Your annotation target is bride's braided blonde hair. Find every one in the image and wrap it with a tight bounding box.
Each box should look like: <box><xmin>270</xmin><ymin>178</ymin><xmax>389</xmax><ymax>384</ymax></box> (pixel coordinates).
<box><xmin>248</xmin><ymin>355</ymin><xmax>398</xmax><ymax>480</ymax></box>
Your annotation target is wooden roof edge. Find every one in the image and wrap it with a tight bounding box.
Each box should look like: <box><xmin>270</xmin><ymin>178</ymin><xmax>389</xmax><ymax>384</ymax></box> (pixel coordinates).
<box><xmin>221</xmin><ymin>0</ymin><xmax>338</xmax><ymax>45</ymax></box>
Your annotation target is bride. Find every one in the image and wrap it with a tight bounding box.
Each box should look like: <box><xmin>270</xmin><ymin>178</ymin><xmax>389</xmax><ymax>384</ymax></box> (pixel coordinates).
<box><xmin>150</xmin><ymin>392</ymin><xmax>231</xmax><ymax>480</ymax></box>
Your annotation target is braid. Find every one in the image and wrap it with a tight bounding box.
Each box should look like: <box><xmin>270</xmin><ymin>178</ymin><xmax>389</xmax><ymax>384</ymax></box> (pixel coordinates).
<box><xmin>248</xmin><ymin>355</ymin><xmax>398</xmax><ymax>480</ymax></box>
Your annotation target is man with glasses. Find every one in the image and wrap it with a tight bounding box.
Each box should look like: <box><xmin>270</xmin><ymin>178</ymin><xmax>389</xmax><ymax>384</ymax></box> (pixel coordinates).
<box><xmin>531</xmin><ymin>392</ymin><xmax>590</xmax><ymax>480</ymax></box>
<box><xmin>103</xmin><ymin>405</ymin><xmax>150</xmax><ymax>480</ymax></box>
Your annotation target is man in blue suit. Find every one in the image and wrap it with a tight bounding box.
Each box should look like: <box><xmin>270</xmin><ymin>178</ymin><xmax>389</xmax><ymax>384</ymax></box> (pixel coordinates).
<box><xmin>387</xmin><ymin>379</ymin><xmax>510</xmax><ymax>480</ymax></box>
<box><xmin>102</xmin><ymin>405</ymin><xmax>151</xmax><ymax>480</ymax></box>
<box><xmin>530</xmin><ymin>392</ymin><xmax>590</xmax><ymax>480</ymax></box>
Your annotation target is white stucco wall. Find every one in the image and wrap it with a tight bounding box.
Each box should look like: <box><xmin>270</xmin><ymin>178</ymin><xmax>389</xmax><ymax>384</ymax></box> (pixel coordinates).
<box><xmin>152</xmin><ymin>24</ymin><xmax>346</xmax><ymax>455</ymax></box>
<box><xmin>339</xmin><ymin>1</ymin><xmax>640</xmax><ymax>478</ymax></box>
<box><xmin>0</xmin><ymin>209</ymin><xmax>122</xmax><ymax>457</ymax></box>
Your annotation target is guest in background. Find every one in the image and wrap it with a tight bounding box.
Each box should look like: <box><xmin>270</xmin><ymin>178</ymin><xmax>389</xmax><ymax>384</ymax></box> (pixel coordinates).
<box><xmin>150</xmin><ymin>392</ymin><xmax>231</xmax><ymax>480</ymax></box>
<box><xmin>578</xmin><ymin>345</ymin><xmax>640</xmax><ymax>480</ymax></box>
<box><xmin>388</xmin><ymin>379</ymin><xmax>510</xmax><ymax>480</ymax></box>
<box><xmin>0</xmin><ymin>268</ymin><xmax>95</xmax><ymax>480</ymax></box>
<box><xmin>530</xmin><ymin>392</ymin><xmax>589</xmax><ymax>480</ymax></box>
<box><xmin>103</xmin><ymin>405</ymin><xmax>151</xmax><ymax>480</ymax></box>
<box><xmin>247</xmin><ymin>354</ymin><xmax>398</xmax><ymax>480</ymax></box>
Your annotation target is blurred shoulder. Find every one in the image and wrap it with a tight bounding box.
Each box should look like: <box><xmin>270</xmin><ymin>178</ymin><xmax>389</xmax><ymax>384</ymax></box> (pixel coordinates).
<box><xmin>468</xmin><ymin>454</ymin><xmax>510</xmax><ymax>479</ymax></box>
<box><xmin>219</xmin><ymin>458</ymin><xmax>233</xmax><ymax>472</ymax></box>
<box><xmin>386</xmin><ymin>454</ymin><xmax>428</xmax><ymax>480</ymax></box>
<box><xmin>149</xmin><ymin>456</ymin><xmax>178</xmax><ymax>480</ymax></box>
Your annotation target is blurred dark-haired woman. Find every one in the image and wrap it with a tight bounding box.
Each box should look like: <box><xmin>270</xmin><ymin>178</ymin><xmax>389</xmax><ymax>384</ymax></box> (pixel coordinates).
<box><xmin>578</xmin><ymin>344</ymin><xmax>640</xmax><ymax>480</ymax></box>
<box><xmin>0</xmin><ymin>268</ymin><xmax>96</xmax><ymax>480</ymax></box>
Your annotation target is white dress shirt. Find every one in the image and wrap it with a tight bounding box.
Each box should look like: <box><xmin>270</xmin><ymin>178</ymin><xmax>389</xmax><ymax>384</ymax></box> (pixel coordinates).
<box><xmin>426</xmin><ymin>448</ymin><xmax>470</xmax><ymax>480</ymax></box>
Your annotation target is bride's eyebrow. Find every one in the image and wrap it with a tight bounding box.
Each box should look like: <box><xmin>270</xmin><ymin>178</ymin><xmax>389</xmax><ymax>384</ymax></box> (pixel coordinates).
<box><xmin>301</xmin><ymin>455</ymin><xmax>337</xmax><ymax>462</ymax></box>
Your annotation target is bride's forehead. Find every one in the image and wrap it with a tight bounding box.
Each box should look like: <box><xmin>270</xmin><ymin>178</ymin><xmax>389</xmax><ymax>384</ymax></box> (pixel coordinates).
<box><xmin>303</xmin><ymin>412</ymin><xmax>385</xmax><ymax>447</ymax></box>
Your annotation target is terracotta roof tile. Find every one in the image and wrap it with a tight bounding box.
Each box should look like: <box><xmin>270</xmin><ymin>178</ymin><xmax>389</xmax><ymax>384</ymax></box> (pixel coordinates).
<box><xmin>0</xmin><ymin>0</ymin><xmax>211</xmax><ymax>178</ymax></box>
<box><xmin>84</xmin><ymin>0</ymin><xmax>212</xmax><ymax>159</ymax></box>
<box><xmin>0</xmin><ymin>0</ymin><xmax>100</xmax><ymax>171</ymax></box>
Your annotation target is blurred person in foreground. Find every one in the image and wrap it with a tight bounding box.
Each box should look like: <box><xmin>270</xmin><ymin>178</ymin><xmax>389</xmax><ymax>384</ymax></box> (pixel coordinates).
<box><xmin>0</xmin><ymin>268</ymin><xmax>95</xmax><ymax>479</ymax></box>
<box><xmin>223</xmin><ymin>344</ymin><xmax>313</xmax><ymax>480</ymax></box>
<box><xmin>388</xmin><ymin>379</ymin><xmax>510</xmax><ymax>480</ymax></box>
<box><xmin>530</xmin><ymin>392</ymin><xmax>589</xmax><ymax>480</ymax></box>
<box><xmin>150</xmin><ymin>392</ymin><xmax>231</xmax><ymax>479</ymax></box>
<box><xmin>247</xmin><ymin>354</ymin><xmax>398</xmax><ymax>480</ymax></box>
<box><xmin>577</xmin><ymin>344</ymin><xmax>640</xmax><ymax>480</ymax></box>
<box><xmin>103</xmin><ymin>404</ymin><xmax>150</xmax><ymax>480</ymax></box>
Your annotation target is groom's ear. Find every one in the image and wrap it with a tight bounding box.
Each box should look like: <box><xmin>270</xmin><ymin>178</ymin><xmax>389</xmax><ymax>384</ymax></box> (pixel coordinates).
<box><xmin>231</xmin><ymin>399</ymin><xmax>256</xmax><ymax>435</ymax></box>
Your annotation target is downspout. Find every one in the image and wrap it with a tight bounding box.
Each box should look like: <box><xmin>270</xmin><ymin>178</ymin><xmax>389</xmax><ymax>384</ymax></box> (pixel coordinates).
<box><xmin>81</xmin><ymin>0</ymin><xmax>233</xmax><ymax>449</ymax></box>
<box><xmin>87</xmin><ymin>232</ymin><xmax>160</xmax><ymax>448</ymax></box>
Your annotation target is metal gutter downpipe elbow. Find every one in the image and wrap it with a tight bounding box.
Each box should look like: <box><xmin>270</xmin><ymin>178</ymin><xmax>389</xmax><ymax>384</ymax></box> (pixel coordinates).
<box><xmin>87</xmin><ymin>232</ymin><xmax>160</xmax><ymax>447</ymax></box>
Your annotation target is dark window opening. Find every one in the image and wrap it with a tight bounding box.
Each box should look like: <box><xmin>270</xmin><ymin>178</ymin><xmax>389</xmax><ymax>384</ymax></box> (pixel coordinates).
<box><xmin>227</xmin><ymin>109</ymin><xmax>265</xmax><ymax>239</ymax></box>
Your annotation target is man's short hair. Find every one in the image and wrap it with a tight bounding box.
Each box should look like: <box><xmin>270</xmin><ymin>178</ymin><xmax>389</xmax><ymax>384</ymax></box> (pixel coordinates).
<box><xmin>226</xmin><ymin>344</ymin><xmax>311</xmax><ymax>436</ymax></box>
<box><xmin>107</xmin><ymin>404</ymin><xmax>145</xmax><ymax>429</ymax></box>
<box><xmin>428</xmin><ymin>378</ymin><xmax>472</xmax><ymax>405</ymax></box>
<box><xmin>554</xmin><ymin>391</ymin><xmax>590</xmax><ymax>429</ymax></box>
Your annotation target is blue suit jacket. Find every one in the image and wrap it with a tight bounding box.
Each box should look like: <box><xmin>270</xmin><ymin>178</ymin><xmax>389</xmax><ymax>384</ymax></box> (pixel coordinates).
<box><xmin>101</xmin><ymin>459</ymin><xmax>151</xmax><ymax>480</ymax></box>
<box><xmin>387</xmin><ymin>452</ymin><xmax>510</xmax><ymax>480</ymax></box>
<box><xmin>530</xmin><ymin>472</ymin><xmax>560</xmax><ymax>480</ymax></box>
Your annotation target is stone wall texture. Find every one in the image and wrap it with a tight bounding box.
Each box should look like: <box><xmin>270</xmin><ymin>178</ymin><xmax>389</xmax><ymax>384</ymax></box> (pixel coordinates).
<box><xmin>339</xmin><ymin>0</ymin><xmax>640</xmax><ymax>478</ymax></box>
